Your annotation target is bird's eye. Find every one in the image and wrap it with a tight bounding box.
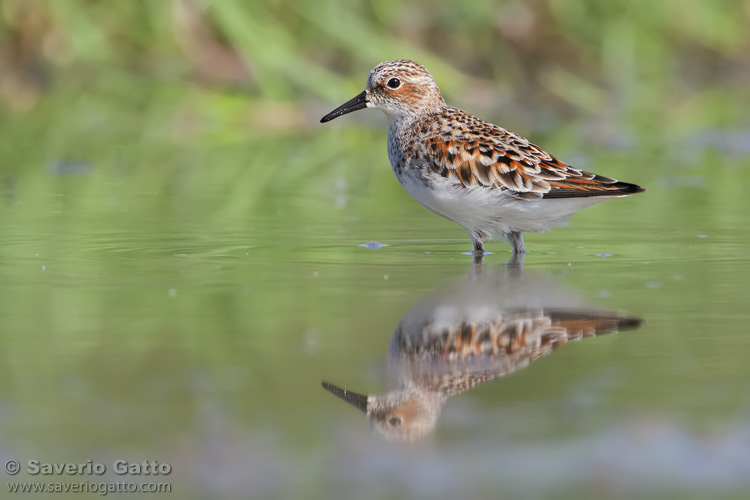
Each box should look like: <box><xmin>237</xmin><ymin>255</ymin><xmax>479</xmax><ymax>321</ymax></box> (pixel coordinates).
<box><xmin>386</xmin><ymin>78</ymin><xmax>401</xmax><ymax>90</ymax></box>
<box><xmin>388</xmin><ymin>416</ymin><xmax>401</xmax><ymax>427</ymax></box>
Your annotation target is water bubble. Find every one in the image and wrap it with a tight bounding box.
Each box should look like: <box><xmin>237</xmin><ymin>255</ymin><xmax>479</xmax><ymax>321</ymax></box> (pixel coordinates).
<box><xmin>360</xmin><ymin>241</ymin><xmax>388</xmax><ymax>250</ymax></box>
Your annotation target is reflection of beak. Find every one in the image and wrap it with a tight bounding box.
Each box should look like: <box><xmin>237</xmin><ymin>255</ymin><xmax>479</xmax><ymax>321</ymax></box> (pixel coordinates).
<box><xmin>321</xmin><ymin>382</ymin><xmax>369</xmax><ymax>413</ymax></box>
<box><xmin>320</xmin><ymin>91</ymin><xmax>369</xmax><ymax>123</ymax></box>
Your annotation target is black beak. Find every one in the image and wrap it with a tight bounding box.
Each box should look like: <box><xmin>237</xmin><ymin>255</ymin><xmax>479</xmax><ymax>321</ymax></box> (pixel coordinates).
<box><xmin>321</xmin><ymin>382</ymin><xmax>369</xmax><ymax>413</ymax></box>
<box><xmin>320</xmin><ymin>91</ymin><xmax>369</xmax><ymax>123</ymax></box>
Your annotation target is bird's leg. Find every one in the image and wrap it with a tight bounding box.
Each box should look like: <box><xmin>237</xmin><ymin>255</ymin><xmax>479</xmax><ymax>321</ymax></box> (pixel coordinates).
<box><xmin>472</xmin><ymin>238</ymin><xmax>484</xmax><ymax>255</ymax></box>
<box><xmin>471</xmin><ymin>233</ymin><xmax>484</xmax><ymax>261</ymax></box>
<box><xmin>506</xmin><ymin>251</ymin><xmax>525</xmax><ymax>268</ymax></box>
<box><xmin>507</xmin><ymin>231</ymin><xmax>526</xmax><ymax>255</ymax></box>
<box><xmin>469</xmin><ymin>232</ymin><xmax>486</xmax><ymax>264</ymax></box>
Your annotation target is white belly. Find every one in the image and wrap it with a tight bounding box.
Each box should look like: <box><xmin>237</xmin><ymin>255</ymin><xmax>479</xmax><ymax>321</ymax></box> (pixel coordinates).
<box><xmin>397</xmin><ymin>171</ymin><xmax>608</xmax><ymax>238</ymax></box>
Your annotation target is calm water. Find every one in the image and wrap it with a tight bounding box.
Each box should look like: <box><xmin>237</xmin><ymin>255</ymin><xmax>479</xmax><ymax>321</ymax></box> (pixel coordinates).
<box><xmin>2</xmin><ymin>98</ymin><xmax>750</xmax><ymax>499</ymax></box>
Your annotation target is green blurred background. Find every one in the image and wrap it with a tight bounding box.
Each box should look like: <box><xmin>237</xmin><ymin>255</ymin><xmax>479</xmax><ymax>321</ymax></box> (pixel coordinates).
<box><xmin>1</xmin><ymin>1</ymin><xmax>749</xmax><ymax>499</ymax></box>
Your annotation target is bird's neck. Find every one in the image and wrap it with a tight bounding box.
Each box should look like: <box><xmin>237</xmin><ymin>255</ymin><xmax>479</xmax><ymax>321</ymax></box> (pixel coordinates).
<box><xmin>385</xmin><ymin>110</ymin><xmax>418</xmax><ymax>136</ymax></box>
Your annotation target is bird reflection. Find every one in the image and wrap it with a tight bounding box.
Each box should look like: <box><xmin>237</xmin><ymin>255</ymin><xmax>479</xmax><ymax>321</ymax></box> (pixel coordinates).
<box><xmin>322</xmin><ymin>263</ymin><xmax>642</xmax><ymax>441</ymax></box>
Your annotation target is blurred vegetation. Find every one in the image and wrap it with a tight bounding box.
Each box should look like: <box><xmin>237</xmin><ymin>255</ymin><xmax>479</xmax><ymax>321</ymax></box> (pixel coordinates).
<box><xmin>2</xmin><ymin>0</ymin><xmax>749</xmax><ymax>120</ymax></box>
